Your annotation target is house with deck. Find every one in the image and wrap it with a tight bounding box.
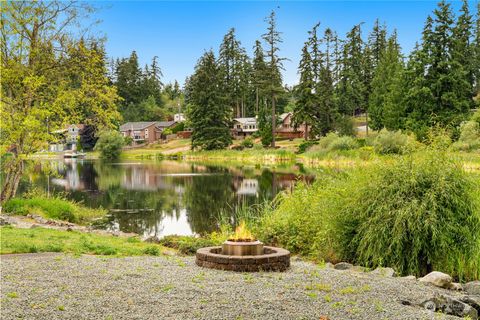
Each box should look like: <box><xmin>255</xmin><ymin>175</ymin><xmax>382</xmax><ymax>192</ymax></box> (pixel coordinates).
<box><xmin>232</xmin><ymin>117</ymin><xmax>258</xmax><ymax>138</ymax></box>
<box><xmin>120</xmin><ymin>121</ymin><xmax>177</xmax><ymax>144</ymax></box>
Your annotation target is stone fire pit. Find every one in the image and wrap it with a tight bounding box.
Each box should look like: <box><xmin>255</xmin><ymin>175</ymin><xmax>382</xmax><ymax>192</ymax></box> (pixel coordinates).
<box><xmin>196</xmin><ymin>239</ymin><xmax>290</xmax><ymax>272</ymax></box>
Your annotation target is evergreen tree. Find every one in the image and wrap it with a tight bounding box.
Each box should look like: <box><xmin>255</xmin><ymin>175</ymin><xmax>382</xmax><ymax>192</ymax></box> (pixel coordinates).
<box><xmin>252</xmin><ymin>40</ymin><xmax>268</xmax><ymax>115</ymax></box>
<box><xmin>262</xmin><ymin>11</ymin><xmax>285</xmax><ymax>147</ymax></box>
<box><xmin>404</xmin><ymin>1</ymin><xmax>473</xmax><ymax>137</ymax></box>
<box><xmin>369</xmin><ymin>32</ymin><xmax>405</xmax><ymax>130</ymax></box>
<box><xmin>294</xmin><ymin>43</ymin><xmax>315</xmax><ymax>139</ymax></box>
<box><xmin>185</xmin><ymin>51</ymin><xmax>232</xmax><ymax>150</ymax></box>
<box><xmin>336</xmin><ymin>24</ymin><xmax>366</xmax><ymax>117</ymax></box>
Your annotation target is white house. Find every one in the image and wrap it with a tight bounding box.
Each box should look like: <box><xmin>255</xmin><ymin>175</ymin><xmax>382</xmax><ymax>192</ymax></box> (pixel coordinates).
<box><xmin>232</xmin><ymin>117</ymin><xmax>258</xmax><ymax>137</ymax></box>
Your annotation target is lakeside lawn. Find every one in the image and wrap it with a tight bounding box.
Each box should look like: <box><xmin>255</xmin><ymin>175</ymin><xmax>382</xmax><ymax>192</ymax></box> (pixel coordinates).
<box><xmin>0</xmin><ymin>226</ymin><xmax>165</xmax><ymax>256</ymax></box>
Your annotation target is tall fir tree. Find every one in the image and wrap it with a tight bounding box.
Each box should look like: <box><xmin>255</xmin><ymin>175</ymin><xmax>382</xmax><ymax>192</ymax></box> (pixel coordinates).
<box><xmin>369</xmin><ymin>32</ymin><xmax>405</xmax><ymax>130</ymax></box>
<box><xmin>262</xmin><ymin>10</ymin><xmax>285</xmax><ymax>147</ymax></box>
<box><xmin>294</xmin><ymin>43</ymin><xmax>315</xmax><ymax>139</ymax></box>
<box><xmin>185</xmin><ymin>51</ymin><xmax>232</xmax><ymax>150</ymax></box>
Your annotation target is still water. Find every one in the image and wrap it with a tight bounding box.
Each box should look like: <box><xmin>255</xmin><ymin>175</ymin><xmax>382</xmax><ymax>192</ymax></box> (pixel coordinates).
<box><xmin>20</xmin><ymin>160</ymin><xmax>314</xmax><ymax>237</ymax></box>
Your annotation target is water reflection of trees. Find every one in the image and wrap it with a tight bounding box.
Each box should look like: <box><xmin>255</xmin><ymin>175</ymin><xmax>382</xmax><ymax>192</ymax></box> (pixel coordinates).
<box><xmin>20</xmin><ymin>160</ymin><xmax>313</xmax><ymax>236</ymax></box>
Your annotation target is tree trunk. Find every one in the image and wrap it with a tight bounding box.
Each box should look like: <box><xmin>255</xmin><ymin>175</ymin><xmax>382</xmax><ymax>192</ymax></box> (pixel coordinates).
<box><xmin>304</xmin><ymin>124</ymin><xmax>309</xmax><ymax>140</ymax></box>
<box><xmin>271</xmin><ymin>94</ymin><xmax>276</xmax><ymax>148</ymax></box>
<box><xmin>0</xmin><ymin>158</ymin><xmax>23</xmax><ymax>204</ymax></box>
<box><xmin>255</xmin><ymin>88</ymin><xmax>259</xmax><ymax>115</ymax></box>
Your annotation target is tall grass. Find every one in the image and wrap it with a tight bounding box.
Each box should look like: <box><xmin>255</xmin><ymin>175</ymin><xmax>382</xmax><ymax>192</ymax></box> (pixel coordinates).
<box><xmin>257</xmin><ymin>151</ymin><xmax>480</xmax><ymax>280</ymax></box>
<box><xmin>3</xmin><ymin>196</ymin><xmax>107</xmax><ymax>225</ymax></box>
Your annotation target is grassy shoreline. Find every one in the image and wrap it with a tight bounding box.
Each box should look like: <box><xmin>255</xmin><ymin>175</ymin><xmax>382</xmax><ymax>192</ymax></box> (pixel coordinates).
<box><xmin>0</xmin><ymin>226</ymin><xmax>165</xmax><ymax>256</ymax></box>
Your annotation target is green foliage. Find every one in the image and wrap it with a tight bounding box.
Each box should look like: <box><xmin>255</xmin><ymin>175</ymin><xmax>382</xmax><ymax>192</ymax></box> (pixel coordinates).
<box><xmin>0</xmin><ymin>2</ymin><xmax>120</xmax><ymax>203</ymax></box>
<box><xmin>185</xmin><ymin>51</ymin><xmax>232</xmax><ymax>150</ymax></box>
<box><xmin>3</xmin><ymin>196</ymin><xmax>107</xmax><ymax>225</ymax></box>
<box><xmin>372</xmin><ymin>129</ymin><xmax>413</xmax><ymax>155</ymax></box>
<box><xmin>124</xmin><ymin>136</ymin><xmax>134</xmax><ymax>146</ymax></box>
<box><xmin>94</xmin><ymin>131</ymin><xmax>125</xmax><ymax>161</ymax></box>
<box><xmin>334</xmin><ymin>116</ymin><xmax>356</xmax><ymax>137</ymax></box>
<box><xmin>452</xmin><ymin>121</ymin><xmax>480</xmax><ymax>151</ymax></box>
<box><xmin>311</xmin><ymin>133</ymin><xmax>359</xmax><ymax>152</ymax></box>
<box><xmin>159</xmin><ymin>234</ymin><xmax>226</xmax><ymax>255</ymax></box>
<box><xmin>240</xmin><ymin>138</ymin><xmax>254</xmax><ymax>149</ymax></box>
<box><xmin>296</xmin><ymin>140</ymin><xmax>319</xmax><ymax>154</ymax></box>
<box><xmin>258</xmin><ymin>152</ymin><xmax>480</xmax><ymax>280</ymax></box>
<box><xmin>162</xmin><ymin>128</ymin><xmax>173</xmax><ymax>136</ymax></box>
<box><xmin>0</xmin><ymin>226</ymin><xmax>165</xmax><ymax>256</ymax></box>
<box><xmin>336</xmin><ymin>153</ymin><xmax>480</xmax><ymax>279</ymax></box>
<box><xmin>171</xmin><ymin>122</ymin><xmax>185</xmax><ymax>134</ymax></box>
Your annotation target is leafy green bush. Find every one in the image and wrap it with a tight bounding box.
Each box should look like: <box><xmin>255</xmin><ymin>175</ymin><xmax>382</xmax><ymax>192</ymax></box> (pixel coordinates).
<box><xmin>373</xmin><ymin>129</ymin><xmax>412</xmax><ymax>155</ymax></box>
<box><xmin>171</xmin><ymin>122</ymin><xmax>185</xmax><ymax>133</ymax></box>
<box><xmin>334</xmin><ymin>116</ymin><xmax>356</xmax><ymax>137</ymax></box>
<box><xmin>3</xmin><ymin>196</ymin><xmax>106</xmax><ymax>224</ymax></box>
<box><xmin>310</xmin><ymin>133</ymin><xmax>359</xmax><ymax>152</ymax></box>
<box><xmin>124</xmin><ymin>136</ymin><xmax>134</xmax><ymax>146</ymax></box>
<box><xmin>451</xmin><ymin>121</ymin><xmax>480</xmax><ymax>152</ymax></box>
<box><xmin>163</xmin><ymin>128</ymin><xmax>173</xmax><ymax>136</ymax></box>
<box><xmin>240</xmin><ymin>137</ymin><xmax>254</xmax><ymax>148</ymax></box>
<box><xmin>336</xmin><ymin>153</ymin><xmax>480</xmax><ymax>280</ymax></box>
<box><xmin>296</xmin><ymin>140</ymin><xmax>318</xmax><ymax>154</ymax></box>
<box><xmin>94</xmin><ymin>130</ymin><xmax>125</xmax><ymax>161</ymax></box>
<box><xmin>159</xmin><ymin>234</ymin><xmax>225</xmax><ymax>254</ymax></box>
<box><xmin>257</xmin><ymin>153</ymin><xmax>480</xmax><ymax>280</ymax></box>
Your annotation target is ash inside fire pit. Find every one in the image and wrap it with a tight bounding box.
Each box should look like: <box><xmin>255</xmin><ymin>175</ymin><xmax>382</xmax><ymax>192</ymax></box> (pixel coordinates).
<box><xmin>196</xmin><ymin>222</ymin><xmax>290</xmax><ymax>272</ymax></box>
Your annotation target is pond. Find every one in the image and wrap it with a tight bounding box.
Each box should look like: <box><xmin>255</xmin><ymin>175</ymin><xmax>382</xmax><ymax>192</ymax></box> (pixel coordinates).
<box><xmin>19</xmin><ymin>160</ymin><xmax>315</xmax><ymax>237</ymax></box>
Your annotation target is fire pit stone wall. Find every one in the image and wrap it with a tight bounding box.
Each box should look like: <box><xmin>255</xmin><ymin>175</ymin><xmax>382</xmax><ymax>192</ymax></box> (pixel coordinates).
<box><xmin>196</xmin><ymin>246</ymin><xmax>290</xmax><ymax>272</ymax></box>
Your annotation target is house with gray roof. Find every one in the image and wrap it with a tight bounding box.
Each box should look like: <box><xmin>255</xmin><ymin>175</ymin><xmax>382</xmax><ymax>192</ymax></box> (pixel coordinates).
<box><xmin>120</xmin><ymin>121</ymin><xmax>177</xmax><ymax>144</ymax></box>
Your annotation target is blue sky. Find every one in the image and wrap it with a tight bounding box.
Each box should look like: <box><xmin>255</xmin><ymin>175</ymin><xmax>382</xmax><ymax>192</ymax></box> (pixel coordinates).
<box><xmin>93</xmin><ymin>1</ymin><xmax>475</xmax><ymax>87</ymax></box>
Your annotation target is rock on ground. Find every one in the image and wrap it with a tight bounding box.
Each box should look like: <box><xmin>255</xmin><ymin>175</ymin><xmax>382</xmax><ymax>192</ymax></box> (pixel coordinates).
<box><xmin>419</xmin><ymin>271</ymin><xmax>453</xmax><ymax>289</ymax></box>
<box><xmin>0</xmin><ymin>253</ymin><xmax>467</xmax><ymax>320</ymax></box>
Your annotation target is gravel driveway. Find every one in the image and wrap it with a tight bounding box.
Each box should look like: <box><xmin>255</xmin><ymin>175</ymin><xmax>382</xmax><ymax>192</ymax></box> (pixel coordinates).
<box><xmin>1</xmin><ymin>253</ymin><xmax>461</xmax><ymax>320</ymax></box>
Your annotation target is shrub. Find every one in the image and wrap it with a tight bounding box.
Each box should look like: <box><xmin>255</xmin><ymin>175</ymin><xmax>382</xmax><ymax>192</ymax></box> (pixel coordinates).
<box><xmin>373</xmin><ymin>129</ymin><xmax>412</xmax><ymax>155</ymax></box>
<box><xmin>94</xmin><ymin>130</ymin><xmax>125</xmax><ymax>161</ymax></box>
<box><xmin>124</xmin><ymin>136</ymin><xmax>134</xmax><ymax>146</ymax></box>
<box><xmin>171</xmin><ymin>122</ymin><xmax>185</xmax><ymax>134</ymax></box>
<box><xmin>240</xmin><ymin>137</ymin><xmax>254</xmax><ymax>149</ymax></box>
<box><xmin>296</xmin><ymin>140</ymin><xmax>318</xmax><ymax>154</ymax></box>
<box><xmin>336</xmin><ymin>153</ymin><xmax>480</xmax><ymax>280</ymax></box>
<box><xmin>334</xmin><ymin>116</ymin><xmax>356</xmax><ymax>137</ymax></box>
<box><xmin>163</xmin><ymin>128</ymin><xmax>173</xmax><ymax>136</ymax></box>
<box><xmin>451</xmin><ymin>121</ymin><xmax>480</xmax><ymax>152</ymax></box>
<box><xmin>159</xmin><ymin>235</ymin><xmax>223</xmax><ymax>254</ymax></box>
<box><xmin>257</xmin><ymin>153</ymin><xmax>480</xmax><ymax>280</ymax></box>
<box><xmin>310</xmin><ymin>133</ymin><xmax>359</xmax><ymax>152</ymax></box>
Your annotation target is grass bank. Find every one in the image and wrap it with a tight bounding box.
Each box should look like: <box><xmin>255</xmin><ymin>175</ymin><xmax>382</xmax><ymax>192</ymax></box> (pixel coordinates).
<box><xmin>0</xmin><ymin>226</ymin><xmax>165</xmax><ymax>256</ymax></box>
<box><xmin>3</xmin><ymin>196</ymin><xmax>107</xmax><ymax>225</ymax></box>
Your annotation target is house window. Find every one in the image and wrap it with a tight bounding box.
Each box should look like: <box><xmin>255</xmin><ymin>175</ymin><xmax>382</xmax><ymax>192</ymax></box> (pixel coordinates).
<box><xmin>237</xmin><ymin>124</ymin><xmax>241</xmax><ymax>129</ymax></box>
<box><xmin>145</xmin><ymin>128</ymin><xmax>149</xmax><ymax>138</ymax></box>
<box><xmin>133</xmin><ymin>131</ymin><xmax>142</xmax><ymax>140</ymax></box>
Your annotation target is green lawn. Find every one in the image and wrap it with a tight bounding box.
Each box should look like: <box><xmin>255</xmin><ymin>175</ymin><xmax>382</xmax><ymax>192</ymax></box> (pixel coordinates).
<box><xmin>0</xmin><ymin>226</ymin><xmax>165</xmax><ymax>256</ymax></box>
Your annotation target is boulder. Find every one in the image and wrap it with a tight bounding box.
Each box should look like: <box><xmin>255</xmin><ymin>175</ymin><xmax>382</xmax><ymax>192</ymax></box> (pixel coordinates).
<box><xmin>334</xmin><ymin>262</ymin><xmax>353</xmax><ymax>270</ymax></box>
<box><xmin>371</xmin><ymin>267</ymin><xmax>396</xmax><ymax>277</ymax></box>
<box><xmin>460</xmin><ymin>295</ymin><xmax>480</xmax><ymax>313</ymax></box>
<box><xmin>401</xmin><ymin>275</ymin><xmax>416</xmax><ymax>281</ymax></box>
<box><xmin>324</xmin><ymin>262</ymin><xmax>334</xmax><ymax>269</ymax></box>
<box><xmin>0</xmin><ymin>216</ymin><xmax>11</xmax><ymax>226</ymax></box>
<box><xmin>421</xmin><ymin>294</ymin><xmax>478</xmax><ymax>319</ymax></box>
<box><xmin>465</xmin><ymin>281</ymin><xmax>480</xmax><ymax>296</ymax></box>
<box><xmin>419</xmin><ymin>271</ymin><xmax>452</xmax><ymax>289</ymax></box>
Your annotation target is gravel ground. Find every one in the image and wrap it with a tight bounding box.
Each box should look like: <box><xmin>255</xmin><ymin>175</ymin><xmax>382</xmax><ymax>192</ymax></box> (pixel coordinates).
<box><xmin>0</xmin><ymin>253</ymin><xmax>463</xmax><ymax>320</ymax></box>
